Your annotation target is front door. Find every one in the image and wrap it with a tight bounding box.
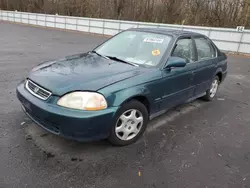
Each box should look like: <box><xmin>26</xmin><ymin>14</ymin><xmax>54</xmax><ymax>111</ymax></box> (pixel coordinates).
<box><xmin>160</xmin><ymin>37</ymin><xmax>197</xmax><ymax>111</ymax></box>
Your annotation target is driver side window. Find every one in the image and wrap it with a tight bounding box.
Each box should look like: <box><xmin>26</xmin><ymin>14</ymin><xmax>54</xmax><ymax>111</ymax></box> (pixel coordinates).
<box><xmin>172</xmin><ymin>38</ymin><xmax>195</xmax><ymax>63</ymax></box>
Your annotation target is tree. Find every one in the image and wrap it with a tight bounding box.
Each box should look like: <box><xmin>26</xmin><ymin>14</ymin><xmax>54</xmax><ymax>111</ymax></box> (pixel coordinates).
<box><xmin>0</xmin><ymin>0</ymin><xmax>249</xmax><ymax>28</ymax></box>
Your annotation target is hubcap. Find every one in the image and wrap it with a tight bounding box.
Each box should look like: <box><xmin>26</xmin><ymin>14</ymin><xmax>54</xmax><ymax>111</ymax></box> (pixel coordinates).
<box><xmin>210</xmin><ymin>79</ymin><xmax>218</xmax><ymax>98</ymax></box>
<box><xmin>115</xmin><ymin>109</ymin><xmax>143</xmax><ymax>141</ymax></box>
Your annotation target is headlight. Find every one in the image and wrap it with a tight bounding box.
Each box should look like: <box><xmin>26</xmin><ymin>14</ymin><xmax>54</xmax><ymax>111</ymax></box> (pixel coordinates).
<box><xmin>57</xmin><ymin>92</ymin><xmax>107</xmax><ymax>111</ymax></box>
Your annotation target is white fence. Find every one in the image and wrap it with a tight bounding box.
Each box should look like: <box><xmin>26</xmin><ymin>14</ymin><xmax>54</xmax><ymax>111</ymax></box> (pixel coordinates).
<box><xmin>1</xmin><ymin>10</ymin><xmax>250</xmax><ymax>54</ymax></box>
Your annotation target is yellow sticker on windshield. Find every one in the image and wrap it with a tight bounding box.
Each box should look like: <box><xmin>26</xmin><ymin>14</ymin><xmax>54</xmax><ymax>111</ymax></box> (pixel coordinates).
<box><xmin>152</xmin><ymin>49</ymin><xmax>160</xmax><ymax>56</ymax></box>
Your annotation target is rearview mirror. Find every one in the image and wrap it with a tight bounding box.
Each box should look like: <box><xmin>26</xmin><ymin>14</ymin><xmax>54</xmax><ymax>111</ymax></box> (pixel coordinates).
<box><xmin>166</xmin><ymin>57</ymin><xmax>187</xmax><ymax>69</ymax></box>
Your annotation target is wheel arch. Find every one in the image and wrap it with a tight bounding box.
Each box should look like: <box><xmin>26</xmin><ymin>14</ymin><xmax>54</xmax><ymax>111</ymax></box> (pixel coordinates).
<box><xmin>214</xmin><ymin>68</ymin><xmax>223</xmax><ymax>82</ymax></box>
<box><xmin>120</xmin><ymin>95</ymin><xmax>151</xmax><ymax>114</ymax></box>
<box><xmin>105</xmin><ymin>85</ymin><xmax>153</xmax><ymax>115</ymax></box>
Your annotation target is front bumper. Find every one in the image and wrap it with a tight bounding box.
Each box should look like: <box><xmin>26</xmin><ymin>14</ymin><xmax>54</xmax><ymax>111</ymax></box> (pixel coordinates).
<box><xmin>16</xmin><ymin>82</ymin><xmax>118</xmax><ymax>141</ymax></box>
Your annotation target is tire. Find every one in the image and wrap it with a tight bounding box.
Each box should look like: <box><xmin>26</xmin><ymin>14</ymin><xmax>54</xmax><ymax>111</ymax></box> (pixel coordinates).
<box><xmin>108</xmin><ymin>100</ymin><xmax>149</xmax><ymax>146</ymax></box>
<box><xmin>202</xmin><ymin>76</ymin><xmax>220</xmax><ymax>101</ymax></box>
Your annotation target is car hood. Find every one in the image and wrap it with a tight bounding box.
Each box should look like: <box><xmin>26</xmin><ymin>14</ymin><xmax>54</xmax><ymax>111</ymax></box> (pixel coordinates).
<box><xmin>28</xmin><ymin>52</ymin><xmax>148</xmax><ymax>96</ymax></box>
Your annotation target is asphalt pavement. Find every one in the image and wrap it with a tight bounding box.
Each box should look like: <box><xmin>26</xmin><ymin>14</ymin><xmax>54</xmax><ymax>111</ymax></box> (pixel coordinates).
<box><xmin>1</xmin><ymin>22</ymin><xmax>250</xmax><ymax>188</ymax></box>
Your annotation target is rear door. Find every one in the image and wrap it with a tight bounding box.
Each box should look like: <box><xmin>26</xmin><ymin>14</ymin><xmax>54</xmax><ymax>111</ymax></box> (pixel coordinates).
<box><xmin>193</xmin><ymin>36</ymin><xmax>217</xmax><ymax>96</ymax></box>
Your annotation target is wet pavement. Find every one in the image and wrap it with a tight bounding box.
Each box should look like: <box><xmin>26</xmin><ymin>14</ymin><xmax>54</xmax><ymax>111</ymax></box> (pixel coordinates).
<box><xmin>1</xmin><ymin>22</ymin><xmax>250</xmax><ymax>188</ymax></box>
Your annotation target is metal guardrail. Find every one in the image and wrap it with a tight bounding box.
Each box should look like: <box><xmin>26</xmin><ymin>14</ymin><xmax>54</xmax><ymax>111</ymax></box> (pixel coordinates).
<box><xmin>0</xmin><ymin>10</ymin><xmax>250</xmax><ymax>54</ymax></box>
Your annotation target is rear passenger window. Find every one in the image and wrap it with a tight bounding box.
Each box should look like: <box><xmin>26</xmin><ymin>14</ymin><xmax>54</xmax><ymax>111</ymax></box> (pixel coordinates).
<box><xmin>194</xmin><ymin>38</ymin><xmax>216</xmax><ymax>60</ymax></box>
<box><xmin>172</xmin><ymin>38</ymin><xmax>195</xmax><ymax>63</ymax></box>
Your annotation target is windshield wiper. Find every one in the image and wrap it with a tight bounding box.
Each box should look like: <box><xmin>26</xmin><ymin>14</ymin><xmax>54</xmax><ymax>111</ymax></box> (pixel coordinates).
<box><xmin>91</xmin><ymin>51</ymin><xmax>110</xmax><ymax>60</ymax></box>
<box><xmin>106</xmin><ymin>56</ymin><xmax>138</xmax><ymax>67</ymax></box>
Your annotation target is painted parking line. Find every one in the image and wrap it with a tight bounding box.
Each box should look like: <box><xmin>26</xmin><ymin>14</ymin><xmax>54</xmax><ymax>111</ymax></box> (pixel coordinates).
<box><xmin>146</xmin><ymin>100</ymin><xmax>204</xmax><ymax>132</ymax></box>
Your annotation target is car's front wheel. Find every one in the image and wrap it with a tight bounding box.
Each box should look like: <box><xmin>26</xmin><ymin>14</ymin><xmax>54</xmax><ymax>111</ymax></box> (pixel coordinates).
<box><xmin>108</xmin><ymin>100</ymin><xmax>149</xmax><ymax>146</ymax></box>
<box><xmin>202</xmin><ymin>76</ymin><xmax>220</xmax><ymax>101</ymax></box>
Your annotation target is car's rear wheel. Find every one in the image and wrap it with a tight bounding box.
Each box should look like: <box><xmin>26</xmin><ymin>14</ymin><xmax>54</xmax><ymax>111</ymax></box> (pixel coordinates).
<box><xmin>108</xmin><ymin>100</ymin><xmax>149</xmax><ymax>146</ymax></box>
<box><xmin>202</xmin><ymin>76</ymin><xmax>220</xmax><ymax>101</ymax></box>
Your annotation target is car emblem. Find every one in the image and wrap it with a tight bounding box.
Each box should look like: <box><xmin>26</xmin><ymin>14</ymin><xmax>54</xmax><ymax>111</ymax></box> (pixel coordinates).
<box><xmin>34</xmin><ymin>87</ymin><xmax>39</xmax><ymax>93</ymax></box>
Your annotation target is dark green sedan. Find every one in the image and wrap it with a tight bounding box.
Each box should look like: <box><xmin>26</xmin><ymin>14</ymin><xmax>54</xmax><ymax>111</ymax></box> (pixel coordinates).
<box><xmin>17</xmin><ymin>28</ymin><xmax>227</xmax><ymax>146</ymax></box>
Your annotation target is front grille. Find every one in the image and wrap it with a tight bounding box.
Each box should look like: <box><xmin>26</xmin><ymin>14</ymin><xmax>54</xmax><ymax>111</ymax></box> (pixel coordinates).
<box><xmin>25</xmin><ymin>79</ymin><xmax>52</xmax><ymax>100</ymax></box>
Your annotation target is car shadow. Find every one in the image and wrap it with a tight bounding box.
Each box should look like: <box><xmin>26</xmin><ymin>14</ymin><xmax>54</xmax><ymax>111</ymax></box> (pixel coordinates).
<box><xmin>23</xmin><ymin>99</ymin><xmax>207</xmax><ymax>158</ymax></box>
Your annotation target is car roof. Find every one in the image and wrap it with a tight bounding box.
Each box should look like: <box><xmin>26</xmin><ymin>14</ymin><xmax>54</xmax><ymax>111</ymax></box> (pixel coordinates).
<box><xmin>128</xmin><ymin>27</ymin><xmax>204</xmax><ymax>38</ymax></box>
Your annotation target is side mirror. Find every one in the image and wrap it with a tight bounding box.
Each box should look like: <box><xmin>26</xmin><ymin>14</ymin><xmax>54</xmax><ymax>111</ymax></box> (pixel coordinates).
<box><xmin>165</xmin><ymin>57</ymin><xmax>187</xmax><ymax>69</ymax></box>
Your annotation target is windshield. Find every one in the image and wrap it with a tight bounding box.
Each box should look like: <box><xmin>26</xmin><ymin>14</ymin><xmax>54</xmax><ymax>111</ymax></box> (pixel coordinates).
<box><xmin>95</xmin><ymin>31</ymin><xmax>172</xmax><ymax>67</ymax></box>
